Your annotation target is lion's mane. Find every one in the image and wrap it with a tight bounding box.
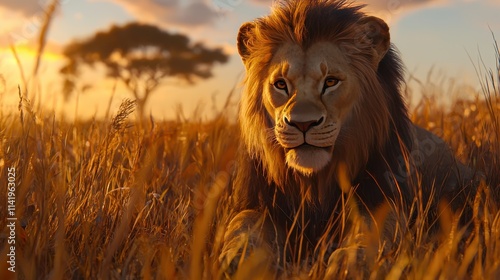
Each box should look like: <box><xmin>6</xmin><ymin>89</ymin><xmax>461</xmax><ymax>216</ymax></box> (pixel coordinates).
<box><xmin>229</xmin><ymin>0</ymin><xmax>416</xmax><ymax>248</ymax></box>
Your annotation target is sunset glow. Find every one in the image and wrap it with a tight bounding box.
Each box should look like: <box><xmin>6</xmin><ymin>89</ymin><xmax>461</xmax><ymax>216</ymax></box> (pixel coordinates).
<box><xmin>0</xmin><ymin>0</ymin><xmax>499</xmax><ymax>119</ymax></box>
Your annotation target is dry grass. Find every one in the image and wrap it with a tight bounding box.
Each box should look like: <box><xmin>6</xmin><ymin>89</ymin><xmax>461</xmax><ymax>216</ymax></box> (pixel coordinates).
<box><xmin>0</xmin><ymin>27</ymin><xmax>499</xmax><ymax>278</ymax></box>
<box><xmin>0</xmin><ymin>90</ymin><xmax>240</xmax><ymax>279</ymax></box>
<box><xmin>0</xmin><ymin>70</ymin><xmax>498</xmax><ymax>279</ymax></box>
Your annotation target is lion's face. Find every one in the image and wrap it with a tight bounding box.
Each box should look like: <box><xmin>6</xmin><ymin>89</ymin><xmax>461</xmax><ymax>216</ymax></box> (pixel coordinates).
<box><xmin>264</xmin><ymin>42</ymin><xmax>358</xmax><ymax>175</ymax></box>
<box><xmin>237</xmin><ymin>8</ymin><xmax>393</xmax><ymax>183</ymax></box>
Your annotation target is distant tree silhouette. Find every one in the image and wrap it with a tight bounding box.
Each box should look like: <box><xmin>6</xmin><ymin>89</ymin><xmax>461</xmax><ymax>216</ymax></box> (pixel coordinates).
<box><xmin>60</xmin><ymin>22</ymin><xmax>228</xmax><ymax>118</ymax></box>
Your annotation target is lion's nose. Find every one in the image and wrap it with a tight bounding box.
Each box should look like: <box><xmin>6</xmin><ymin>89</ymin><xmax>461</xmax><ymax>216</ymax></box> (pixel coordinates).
<box><xmin>284</xmin><ymin>117</ymin><xmax>324</xmax><ymax>132</ymax></box>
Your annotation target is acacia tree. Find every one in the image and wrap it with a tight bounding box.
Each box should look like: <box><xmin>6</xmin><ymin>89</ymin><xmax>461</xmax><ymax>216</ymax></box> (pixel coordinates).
<box><xmin>60</xmin><ymin>22</ymin><xmax>228</xmax><ymax>118</ymax></box>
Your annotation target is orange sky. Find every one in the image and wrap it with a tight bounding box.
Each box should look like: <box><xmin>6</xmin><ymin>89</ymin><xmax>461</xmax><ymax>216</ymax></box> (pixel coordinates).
<box><xmin>0</xmin><ymin>0</ymin><xmax>499</xmax><ymax>120</ymax></box>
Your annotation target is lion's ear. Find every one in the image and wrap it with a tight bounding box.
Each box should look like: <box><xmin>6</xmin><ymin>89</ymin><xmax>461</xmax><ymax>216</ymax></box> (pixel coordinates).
<box><xmin>237</xmin><ymin>21</ymin><xmax>257</xmax><ymax>63</ymax></box>
<box><xmin>359</xmin><ymin>16</ymin><xmax>390</xmax><ymax>66</ymax></box>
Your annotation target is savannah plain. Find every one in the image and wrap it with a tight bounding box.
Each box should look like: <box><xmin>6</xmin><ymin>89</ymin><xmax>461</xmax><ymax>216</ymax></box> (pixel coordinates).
<box><xmin>1</xmin><ymin>1</ymin><xmax>500</xmax><ymax>279</ymax></box>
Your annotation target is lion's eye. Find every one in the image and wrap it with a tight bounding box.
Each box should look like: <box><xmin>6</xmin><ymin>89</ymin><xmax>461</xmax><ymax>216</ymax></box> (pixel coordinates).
<box><xmin>273</xmin><ymin>79</ymin><xmax>288</xmax><ymax>92</ymax></box>
<box><xmin>324</xmin><ymin>77</ymin><xmax>340</xmax><ymax>88</ymax></box>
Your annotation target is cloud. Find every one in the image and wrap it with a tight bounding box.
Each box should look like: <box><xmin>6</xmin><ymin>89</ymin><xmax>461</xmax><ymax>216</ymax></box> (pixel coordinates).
<box><xmin>108</xmin><ymin>0</ymin><xmax>219</xmax><ymax>27</ymax></box>
<box><xmin>150</xmin><ymin>0</ymin><xmax>178</xmax><ymax>8</ymax></box>
<box><xmin>172</xmin><ymin>2</ymin><xmax>219</xmax><ymax>26</ymax></box>
<box><xmin>0</xmin><ymin>0</ymin><xmax>44</xmax><ymax>15</ymax></box>
<box><xmin>0</xmin><ymin>0</ymin><xmax>62</xmax><ymax>46</ymax></box>
<box><xmin>363</xmin><ymin>0</ymin><xmax>439</xmax><ymax>11</ymax></box>
<box><xmin>249</xmin><ymin>0</ymin><xmax>271</xmax><ymax>4</ymax></box>
<box><xmin>361</xmin><ymin>0</ymin><xmax>450</xmax><ymax>22</ymax></box>
<box><xmin>0</xmin><ymin>6</ymin><xmax>31</xmax><ymax>46</ymax></box>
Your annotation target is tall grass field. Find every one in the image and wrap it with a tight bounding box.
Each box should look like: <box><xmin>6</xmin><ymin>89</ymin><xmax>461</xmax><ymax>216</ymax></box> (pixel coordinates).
<box><xmin>1</xmin><ymin>26</ymin><xmax>500</xmax><ymax>280</ymax></box>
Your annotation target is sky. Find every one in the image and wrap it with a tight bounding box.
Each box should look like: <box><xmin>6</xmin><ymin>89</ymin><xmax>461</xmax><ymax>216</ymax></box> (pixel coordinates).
<box><xmin>0</xmin><ymin>0</ymin><xmax>499</xmax><ymax>120</ymax></box>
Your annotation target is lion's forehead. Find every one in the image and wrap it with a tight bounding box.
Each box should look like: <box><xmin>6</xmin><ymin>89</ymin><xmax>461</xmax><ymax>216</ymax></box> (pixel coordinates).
<box><xmin>270</xmin><ymin>42</ymin><xmax>349</xmax><ymax>84</ymax></box>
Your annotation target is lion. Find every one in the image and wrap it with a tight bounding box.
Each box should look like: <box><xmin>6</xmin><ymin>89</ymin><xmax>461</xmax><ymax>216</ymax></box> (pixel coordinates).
<box><xmin>219</xmin><ymin>0</ymin><xmax>476</xmax><ymax>274</ymax></box>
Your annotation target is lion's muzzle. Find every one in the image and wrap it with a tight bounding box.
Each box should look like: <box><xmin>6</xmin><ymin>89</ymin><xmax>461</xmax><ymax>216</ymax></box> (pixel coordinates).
<box><xmin>275</xmin><ymin>113</ymin><xmax>340</xmax><ymax>174</ymax></box>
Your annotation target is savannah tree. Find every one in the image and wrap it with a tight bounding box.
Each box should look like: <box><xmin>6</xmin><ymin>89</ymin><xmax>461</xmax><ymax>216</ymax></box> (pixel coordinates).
<box><xmin>60</xmin><ymin>22</ymin><xmax>228</xmax><ymax>118</ymax></box>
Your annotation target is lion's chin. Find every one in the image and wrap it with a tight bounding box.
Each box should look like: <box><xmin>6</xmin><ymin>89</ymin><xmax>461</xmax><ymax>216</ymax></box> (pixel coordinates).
<box><xmin>285</xmin><ymin>145</ymin><xmax>332</xmax><ymax>176</ymax></box>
